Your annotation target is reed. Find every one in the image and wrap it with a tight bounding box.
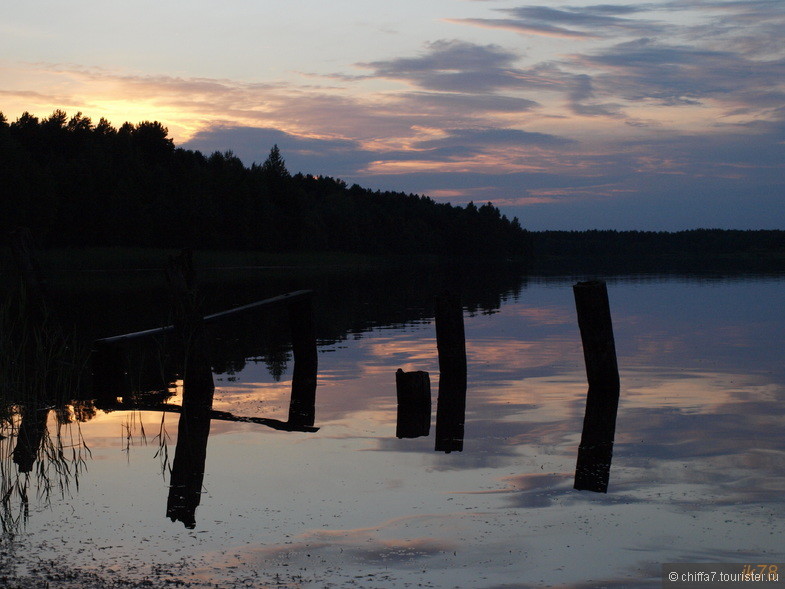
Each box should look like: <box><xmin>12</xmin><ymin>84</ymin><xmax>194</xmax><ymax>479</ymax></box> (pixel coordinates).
<box><xmin>0</xmin><ymin>283</ymin><xmax>92</xmax><ymax>538</ymax></box>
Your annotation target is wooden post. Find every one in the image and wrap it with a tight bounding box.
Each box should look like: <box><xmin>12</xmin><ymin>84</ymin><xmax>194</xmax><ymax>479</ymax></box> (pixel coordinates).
<box><xmin>572</xmin><ymin>281</ymin><xmax>620</xmax><ymax>492</ymax></box>
<box><xmin>164</xmin><ymin>250</ymin><xmax>215</xmax><ymax>528</ymax></box>
<box><xmin>165</xmin><ymin>249</ymin><xmax>214</xmax><ymax>395</ymax></box>
<box><xmin>395</xmin><ymin>369</ymin><xmax>431</xmax><ymax>438</ymax></box>
<box><xmin>434</xmin><ymin>293</ymin><xmax>467</xmax><ymax>453</ymax></box>
<box><xmin>572</xmin><ymin>281</ymin><xmax>619</xmax><ymax>394</ymax></box>
<box><xmin>91</xmin><ymin>340</ymin><xmax>127</xmax><ymax>402</ymax></box>
<box><xmin>287</xmin><ymin>294</ymin><xmax>318</xmax><ymax>428</ymax></box>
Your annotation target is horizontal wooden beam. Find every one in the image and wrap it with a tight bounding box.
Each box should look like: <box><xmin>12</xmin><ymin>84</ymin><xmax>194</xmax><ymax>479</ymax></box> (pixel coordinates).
<box><xmin>203</xmin><ymin>289</ymin><xmax>312</xmax><ymax>322</ymax></box>
<box><xmin>94</xmin><ymin>290</ymin><xmax>313</xmax><ymax>345</ymax></box>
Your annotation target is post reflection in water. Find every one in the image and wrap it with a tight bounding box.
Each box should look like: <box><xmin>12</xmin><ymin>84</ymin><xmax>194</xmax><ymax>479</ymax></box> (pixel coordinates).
<box><xmin>165</xmin><ymin>294</ymin><xmax>320</xmax><ymax>528</ymax></box>
<box><xmin>166</xmin><ymin>360</ymin><xmax>215</xmax><ymax>529</ymax></box>
<box><xmin>4</xmin><ymin>265</ymin><xmax>785</xmax><ymax>587</ymax></box>
<box><xmin>395</xmin><ymin>369</ymin><xmax>431</xmax><ymax>439</ymax></box>
<box><xmin>573</xmin><ymin>400</ymin><xmax>619</xmax><ymax>493</ymax></box>
<box><xmin>12</xmin><ymin>406</ymin><xmax>50</xmax><ymax>474</ymax></box>
<box><xmin>572</xmin><ymin>281</ymin><xmax>621</xmax><ymax>493</ymax></box>
<box><xmin>393</xmin><ymin>294</ymin><xmax>468</xmax><ymax>451</ymax></box>
<box><xmin>286</xmin><ymin>295</ymin><xmax>318</xmax><ymax>429</ymax></box>
<box><xmin>434</xmin><ymin>294</ymin><xmax>467</xmax><ymax>454</ymax></box>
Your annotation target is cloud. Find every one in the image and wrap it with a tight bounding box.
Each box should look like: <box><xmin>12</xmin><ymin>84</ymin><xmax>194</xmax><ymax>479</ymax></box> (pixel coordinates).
<box><xmin>357</xmin><ymin>39</ymin><xmax>541</xmax><ymax>93</ymax></box>
<box><xmin>448</xmin><ymin>4</ymin><xmax>663</xmax><ymax>39</ymax></box>
<box><xmin>574</xmin><ymin>38</ymin><xmax>785</xmax><ymax>113</ymax></box>
<box><xmin>358</xmin><ymin>38</ymin><xmax>632</xmax><ymax>119</ymax></box>
<box><xmin>182</xmin><ymin>125</ymin><xmax>573</xmax><ymax>173</ymax></box>
<box><xmin>446</xmin><ymin>18</ymin><xmax>601</xmax><ymax>40</ymax></box>
<box><xmin>182</xmin><ymin>126</ymin><xmax>378</xmax><ymax>175</ymax></box>
<box><xmin>397</xmin><ymin>91</ymin><xmax>539</xmax><ymax>114</ymax></box>
<box><xmin>567</xmin><ymin>74</ymin><xmax>624</xmax><ymax>117</ymax></box>
<box><xmin>414</xmin><ymin>127</ymin><xmax>574</xmax><ymax>150</ymax></box>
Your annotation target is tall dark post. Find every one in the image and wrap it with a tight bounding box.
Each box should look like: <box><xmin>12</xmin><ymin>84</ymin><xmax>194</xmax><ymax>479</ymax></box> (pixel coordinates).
<box><xmin>165</xmin><ymin>250</ymin><xmax>216</xmax><ymax>527</ymax></box>
<box><xmin>287</xmin><ymin>294</ymin><xmax>318</xmax><ymax>428</ymax></box>
<box><xmin>167</xmin><ymin>366</ymin><xmax>215</xmax><ymax>528</ymax></box>
<box><xmin>166</xmin><ymin>249</ymin><xmax>213</xmax><ymax>393</ymax></box>
<box><xmin>395</xmin><ymin>369</ymin><xmax>431</xmax><ymax>438</ymax></box>
<box><xmin>91</xmin><ymin>341</ymin><xmax>127</xmax><ymax>402</ymax></box>
<box><xmin>434</xmin><ymin>294</ymin><xmax>467</xmax><ymax>453</ymax></box>
<box><xmin>572</xmin><ymin>281</ymin><xmax>620</xmax><ymax>493</ymax></box>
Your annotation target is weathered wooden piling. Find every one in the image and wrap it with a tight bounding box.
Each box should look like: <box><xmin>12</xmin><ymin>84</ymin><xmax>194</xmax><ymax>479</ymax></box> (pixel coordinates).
<box><xmin>572</xmin><ymin>280</ymin><xmax>620</xmax><ymax>493</ymax></box>
<box><xmin>166</xmin><ymin>249</ymin><xmax>214</xmax><ymax>396</ymax></box>
<box><xmin>572</xmin><ymin>281</ymin><xmax>619</xmax><ymax>395</ymax></box>
<box><xmin>164</xmin><ymin>250</ymin><xmax>215</xmax><ymax>528</ymax></box>
<box><xmin>91</xmin><ymin>340</ymin><xmax>127</xmax><ymax>400</ymax></box>
<box><xmin>434</xmin><ymin>293</ymin><xmax>467</xmax><ymax>453</ymax></box>
<box><xmin>287</xmin><ymin>293</ymin><xmax>318</xmax><ymax>428</ymax></box>
<box><xmin>395</xmin><ymin>369</ymin><xmax>431</xmax><ymax>438</ymax></box>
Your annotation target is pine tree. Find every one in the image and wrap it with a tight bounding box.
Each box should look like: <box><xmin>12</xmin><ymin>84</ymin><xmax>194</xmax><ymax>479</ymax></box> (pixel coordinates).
<box><xmin>260</xmin><ymin>144</ymin><xmax>290</xmax><ymax>180</ymax></box>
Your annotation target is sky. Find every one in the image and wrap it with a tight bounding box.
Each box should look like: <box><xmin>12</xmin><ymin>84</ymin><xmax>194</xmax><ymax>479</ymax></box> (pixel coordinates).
<box><xmin>2</xmin><ymin>0</ymin><xmax>784</xmax><ymax>230</ymax></box>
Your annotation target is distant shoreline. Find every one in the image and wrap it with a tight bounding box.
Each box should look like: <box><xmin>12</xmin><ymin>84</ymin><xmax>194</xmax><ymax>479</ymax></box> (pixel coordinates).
<box><xmin>2</xmin><ymin>228</ymin><xmax>784</xmax><ymax>279</ymax></box>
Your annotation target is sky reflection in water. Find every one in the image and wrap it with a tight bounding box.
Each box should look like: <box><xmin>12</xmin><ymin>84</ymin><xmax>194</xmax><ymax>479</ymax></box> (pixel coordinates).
<box><xmin>5</xmin><ymin>275</ymin><xmax>785</xmax><ymax>587</ymax></box>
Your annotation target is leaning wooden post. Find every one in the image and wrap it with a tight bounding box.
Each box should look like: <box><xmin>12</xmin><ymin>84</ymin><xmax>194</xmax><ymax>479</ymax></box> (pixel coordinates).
<box><xmin>434</xmin><ymin>293</ymin><xmax>467</xmax><ymax>453</ymax></box>
<box><xmin>572</xmin><ymin>280</ymin><xmax>620</xmax><ymax>492</ymax></box>
<box><xmin>287</xmin><ymin>293</ymin><xmax>318</xmax><ymax>428</ymax></box>
<box><xmin>395</xmin><ymin>369</ymin><xmax>431</xmax><ymax>438</ymax></box>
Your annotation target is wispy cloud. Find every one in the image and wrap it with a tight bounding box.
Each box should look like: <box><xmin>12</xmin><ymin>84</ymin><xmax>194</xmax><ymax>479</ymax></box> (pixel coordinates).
<box><xmin>413</xmin><ymin>127</ymin><xmax>573</xmax><ymax>150</ymax></box>
<box><xmin>572</xmin><ymin>38</ymin><xmax>785</xmax><ymax>115</ymax></box>
<box><xmin>445</xmin><ymin>17</ymin><xmax>602</xmax><ymax>39</ymax></box>
<box><xmin>357</xmin><ymin>39</ymin><xmax>537</xmax><ymax>93</ymax></box>
<box><xmin>448</xmin><ymin>3</ymin><xmax>663</xmax><ymax>39</ymax></box>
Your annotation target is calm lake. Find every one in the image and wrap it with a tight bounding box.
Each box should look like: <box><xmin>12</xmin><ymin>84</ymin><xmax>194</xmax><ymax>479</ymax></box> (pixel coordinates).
<box><xmin>2</xmin><ymin>265</ymin><xmax>784</xmax><ymax>588</ymax></box>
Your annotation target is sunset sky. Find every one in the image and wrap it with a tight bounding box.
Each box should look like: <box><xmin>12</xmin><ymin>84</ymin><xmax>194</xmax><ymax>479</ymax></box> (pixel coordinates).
<box><xmin>2</xmin><ymin>0</ymin><xmax>783</xmax><ymax>230</ymax></box>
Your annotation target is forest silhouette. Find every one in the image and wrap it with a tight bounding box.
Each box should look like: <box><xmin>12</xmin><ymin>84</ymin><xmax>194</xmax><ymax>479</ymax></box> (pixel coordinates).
<box><xmin>2</xmin><ymin>109</ymin><xmax>783</xmax><ymax>266</ymax></box>
<box><xmin>0</xmin><ymin>110</ymin><xmax>528</xmax><ymax>256</ymax></box>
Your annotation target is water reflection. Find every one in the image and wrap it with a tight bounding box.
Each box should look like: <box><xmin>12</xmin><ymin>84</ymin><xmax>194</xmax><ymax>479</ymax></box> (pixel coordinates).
<box><xmin>573</xmin><ymin>408</ymin><xmax>618</xmax><ymax>493</ymax></box>
<box><xmin>434</xmin><ymin>294</ymin><xmax>468</xmax><ymax>454</ymax></box>
<box><xmin>395</xmin><ymin>369</ymin><xmax>431</xmax><ymax>439</ymax></box>
<box><xmin>12</xmin><ymin>406</ymin><xmax>49</xmax><ymax>474</ymax></box>
<box><xmin>2</xmin><ymin>265</ymin><xmax>784</xmax><ymax>587</ymax></box>
<box><xmin>167</xmin><ymin>355</ymin><xmax>215</xmax><ymax>529</ymax></box>
<box><xmin>1</xmin><ymin>283</ymin><xmax>327</xmax><ymax>534</ymax></box>
<box><xmin>392</xmin><ymin>294</ymin><xmax>469</xmax><ymax>451</ymax></box>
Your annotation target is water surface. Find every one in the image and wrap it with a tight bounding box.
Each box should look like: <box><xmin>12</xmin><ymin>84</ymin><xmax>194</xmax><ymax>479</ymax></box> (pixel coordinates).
<box><xmin>2</xmin><ymin>271</ymin><xmax>784</xmax><ymax>587</ymax></box>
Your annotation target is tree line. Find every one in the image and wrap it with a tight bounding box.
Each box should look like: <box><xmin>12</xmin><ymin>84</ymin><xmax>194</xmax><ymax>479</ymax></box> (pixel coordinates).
<box><xmin>0</xmin><ymin>110</ymin><xmax>528</xmax><ymax>257</ymax></box>
<box><xmin>529</xmin><ymin>229</ymin><xmax>785</xmax><ymax>273</ymax></box>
